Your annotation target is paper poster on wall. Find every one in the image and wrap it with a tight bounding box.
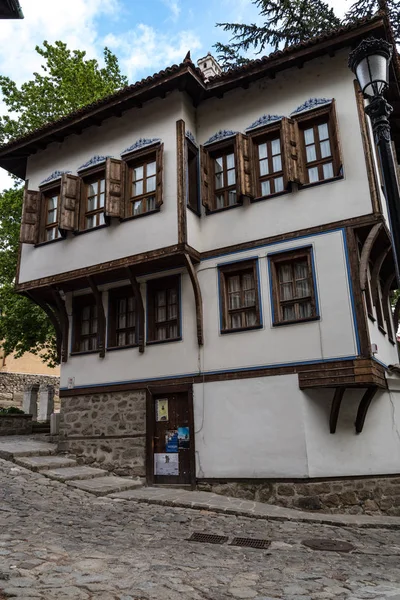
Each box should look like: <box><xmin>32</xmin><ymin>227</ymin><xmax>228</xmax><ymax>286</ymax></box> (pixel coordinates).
<box><xmin>156</xmin><ymin>398</ymin><xmax>168</xmax><ymax>422</ymax></box>
<box><xmin>178</xmin><ymin>426</ymin><xmax>190</xmax><ymax>449</ymax></box>
<box><xmin>165</xmin><ymin>430</ymin><xmax>178</xmax><ymax>453</ymax></box>
<box><xmin>154</xmin><ymin>453</ymin><xmax>179</xmax><ymax>476</ymax></box>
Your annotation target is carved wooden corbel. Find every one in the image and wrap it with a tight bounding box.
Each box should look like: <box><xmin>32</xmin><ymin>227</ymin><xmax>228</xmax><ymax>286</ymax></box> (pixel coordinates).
<box><xmin>51</xmin><ymin>288</ymin><xmax>69</xmax><ymax>363</ymax></box>
<box><xmin>359</xmin><ymin>222</ymin><xmax>383</xmax><ymax>291</ymax></box>
<box><xmin>126</xmin><ymin>266</ymin><xmax>145</xmax><ymax>353</ymax></box>
<box><xmin>87</xmin><ymin>276</ymin><xmax>106</xmax><ymax>358</ymax></box>
<box><xmin>26</xmin><ymin>292</ymin><xmax>62</xmax><ymax>364</ymax></box>
<box><xmin>329</xmin><ymin>387</ymin><xmax>345</xmax><ymax>434</ymax></box>
<box><xmin>184</xmin><ymin>253</ymin><xmax>204</xmax><ymax>346</ymax></box>
<box><xmin>355</xmin><ymin>386</ymin><xmax>378</xmax><ymax>433</ymax></box>
<box><xmin>370</xmin><ymin>246</ymin><xmax>390</xmax><ymax>306</ymax></box>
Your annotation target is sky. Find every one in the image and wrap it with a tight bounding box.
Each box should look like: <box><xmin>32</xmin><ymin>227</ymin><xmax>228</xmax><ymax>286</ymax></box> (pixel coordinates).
<box><xmin>0</xmin><ymin>0</ymin><xmax>349</xmax><ymax>190</ymax></box>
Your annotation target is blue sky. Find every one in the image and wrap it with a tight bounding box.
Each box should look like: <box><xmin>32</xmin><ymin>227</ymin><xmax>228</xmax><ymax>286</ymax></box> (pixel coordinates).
<box><xmin>0</xmin><ymin>0</ymin><xmax>347</xmax><ymax>188</ymax></box>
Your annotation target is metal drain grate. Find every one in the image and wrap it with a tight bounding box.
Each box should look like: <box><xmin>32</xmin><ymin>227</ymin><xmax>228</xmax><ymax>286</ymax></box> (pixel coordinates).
<box><xmin>189</xmin><ymin>532</ymin><xmax>228</xmax><ymax>544</ymax></box>
<box><xmin>230</xmin><ymin>537</ymin><xmax>270</xmax><ymax>549</ymax></box>
<box><xmin>302</xmin><ymin>538</ymin><xmax>355</xmax><ymax>553</ymax></box>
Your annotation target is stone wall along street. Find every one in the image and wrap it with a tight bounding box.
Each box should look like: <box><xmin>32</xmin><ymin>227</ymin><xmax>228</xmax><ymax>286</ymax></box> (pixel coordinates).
<box><xmin>0</xmin><ymin>372</ymin><xmax>60</xmax><ymax>412</ymax></box>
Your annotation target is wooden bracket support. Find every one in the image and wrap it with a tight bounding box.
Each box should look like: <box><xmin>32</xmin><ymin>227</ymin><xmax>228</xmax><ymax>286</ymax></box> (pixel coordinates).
<box><xmin>87</xmin><ymin>276</ymin><xmax>106</xmax><ymax>358</ymax></box>
<box><xmin>51</xmin><ymin>288</ymin><xmax>69</xmax><ymax>363</ymax></box>
<box><xmin>126</xmin><ymin>266</ymin><xmax>145</xmax><ymax>353</ymax></box>
<box><xmin>359</xmin><ymin>222</ymin><xmax>382</xmax><ymax>291</ymax></box>
<box><xmin>355</xmin><ymin>386</ymin><xmax>378</xmax><ymax>433</ymax></box>
<box><xmin>329</xmin><ymin>387</ymin><xmax>345</xmax><ymax>434</ymax></box>
<box><xmin>26</xmin><ymin>291</ymin><xmax>63</xmax><ymax>364</ymax></box>
<box><xmin>184</xmin><ymin>253</ymin><xmax>204</xmax><ymax>346</ymax></box>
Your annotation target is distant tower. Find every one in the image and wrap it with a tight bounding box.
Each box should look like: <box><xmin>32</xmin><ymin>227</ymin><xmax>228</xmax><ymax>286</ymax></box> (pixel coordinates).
<box><xmin>197</xmin><ymin>53</ymin><xmax>222</xmax><ymax>81</ymax></box>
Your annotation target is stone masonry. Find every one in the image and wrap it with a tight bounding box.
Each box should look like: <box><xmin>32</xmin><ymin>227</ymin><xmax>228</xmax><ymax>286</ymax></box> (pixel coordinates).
<box><xmin>58</xmin><ymin>390</ymin><xmax>146</xmax><ymax>477</ymax></box>
<box><xmin>0</xmin><ymin>372</ymin><xmax>60</xmax><ymax>412</ymax></box>
<box><xmin>198</xmin><ymin>477</ymin><xmax>400</xmax><ymax>517</ymax></box>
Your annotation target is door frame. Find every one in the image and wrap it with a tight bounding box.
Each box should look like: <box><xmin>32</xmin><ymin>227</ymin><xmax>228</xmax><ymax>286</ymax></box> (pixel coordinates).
<box><xmin>146</xmin><ymin>383</ymin><xmax>196</xmax><ymax>488</ymax></box>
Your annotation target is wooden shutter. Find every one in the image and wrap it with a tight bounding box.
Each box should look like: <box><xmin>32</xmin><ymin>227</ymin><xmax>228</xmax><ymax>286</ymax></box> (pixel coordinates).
<box><xmin>59</xmin><ymin>174</ymin><xmax>81</xmax><ymax>231</ymax></box>
<box><xmin>236</xmin><ymin>133</ymin><xmax>254</xmax><ymax>201</ymax></box>
<box><xmin>200</xmin><ymin>145</ymin><xmax>211</xmax><ymax>211</ymax></box>
<box><xmin>105</xmin><ymin>158</ymin><xmax>125</xmax><ymax>218</ymax></box>
<box><xmin>329</xmin><ymin>99</ymin><xmax>343</xmax><ymax>177</ymax></box>
<box><xmin>155</xmin><ymin>143</ymin><xmax>164</xmax><ymax>208</ymax></box>
<box><xmin>20</xmin><ymin>189</ymin><xmax>40</xmax><ymax>244</ymax></box>
<box><xmin>281</xmin><ymin>117</ymin><xmax>305</xmax><ymax>187</ymax></box>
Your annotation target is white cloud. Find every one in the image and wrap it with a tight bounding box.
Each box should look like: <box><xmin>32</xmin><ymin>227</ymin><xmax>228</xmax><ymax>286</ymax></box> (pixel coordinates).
<box><xmin>162</xmin><ymin>0</ymin><xmax>181</xmax><ymax>22</ymax></box>
<box><xmin>105</xmin><ymin>24</ymin><xmax>202</xmax><ymax>80</ymax></box>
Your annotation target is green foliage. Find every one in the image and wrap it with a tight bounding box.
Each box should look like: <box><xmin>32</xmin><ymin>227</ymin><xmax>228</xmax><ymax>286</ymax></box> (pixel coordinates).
<box><xmin>0</xmin><ymin>41</ymin><xmax>128</xmax><ymax>144</ymax></box>
<box><xmin>0</xmin><ymin>406</ymin><xmax>25</xmax><ymax>415</ymax></box>
<box><xmin>0</xmin><ymin>41</ymin><xmax>128</xmax><ymax>366</ymax></box>
<box><xmin>215</xmin><ymin>0</ymin><xmax>400</xmax><ymax>70</ymax></box>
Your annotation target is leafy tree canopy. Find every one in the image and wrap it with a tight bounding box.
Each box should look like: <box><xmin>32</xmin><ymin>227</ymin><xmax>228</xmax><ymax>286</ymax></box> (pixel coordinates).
<box><xmin>215</xmin><ymin>0</ymin><xmax>399</xmax><ymax>70</ymax></box>
<box><xmin>0</xmin><ymin>41</ymin><xmax>128</xmax><ymax>366</ymax></box>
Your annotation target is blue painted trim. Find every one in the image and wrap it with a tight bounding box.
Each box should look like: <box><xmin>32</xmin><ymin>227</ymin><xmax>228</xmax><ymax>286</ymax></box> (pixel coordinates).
<box><xmin>342</xmin><ymin>229</ymin><xmax>361</xmax><ymax>356</ymax></box>
<box><xmin>60</xmin><ymin>355</ymin><xmax>359</xmax><ymax>391</ymax></box>
<box><xmin>372</xmin><ymin>356</ymin><xmax>389</xmax><ymax>369</ymax></box>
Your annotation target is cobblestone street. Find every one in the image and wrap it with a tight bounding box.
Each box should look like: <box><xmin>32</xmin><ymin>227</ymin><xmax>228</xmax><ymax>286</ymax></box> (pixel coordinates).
<box><xmin>1</xmin><ymin>458</ymin><xmax>400</xmax><ymax>600</ymax></box>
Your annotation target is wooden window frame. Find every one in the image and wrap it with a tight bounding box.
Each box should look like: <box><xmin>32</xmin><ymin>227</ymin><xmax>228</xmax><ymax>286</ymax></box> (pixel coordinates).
<box><xmin>72</xmin><ymin>294</ymin><xmax>99</xmax><ymax>354</ymax></box>
<box><xmin>187</xmin><ymin>139</ymin><xmax>200</xmax><ymax>215</ymax></box>
<box><xmin>219</xmin><ymin>259</ymin><xmax>262</xmax><ymax>334</ymax></box>
<box><xmin>107</xmin><ymin>286</ymin><xmax>137</xmax><ymax>350</ymax></box>
<box><xmin>248</xmin><ymin>124</ymin><xmax>288</xmax><ymax>201</ymax></box>
<box><xmin>122</xmin><ymin>143</ymin><xmax>163</xmax><ymax>220</ymax></box>
<box><xmin>147</xmin><ymin>275</ymin><xmax>181</xmax><ymax>344</ymax></box>
<box><xmin>269</xmin><ymin>247</ymin><xmax>319</xmax><ymax>326</ymax></box>
<box><xmin>38</xmin><ymin>183</ymin><xmax>63</xmax><ymax>244</ymax></box>
<box><xmin>79</xmin><ymin>165</ymin><xmax>108</xmax><ymax>232</ymax></box>
<box><xmin>294</xmin><ymin>104</ymin><xmax>342</xmax><ymax>187</ymax></box>
<box><xmin>375</xmin><ymin>277</ymin><xmax>387</xmax><ymax>335</ymax></box>
<box><xmin>206</xmin><ymin>139</ymin><xmax>240</xmax><ymax>213</ymax></box>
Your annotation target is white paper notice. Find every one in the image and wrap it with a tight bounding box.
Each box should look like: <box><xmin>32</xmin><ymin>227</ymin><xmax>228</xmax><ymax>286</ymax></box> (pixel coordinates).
<box><xmin>154</xmin><ymin>453</ymin><xmax>179</xmax><ymax>476</ymax></box>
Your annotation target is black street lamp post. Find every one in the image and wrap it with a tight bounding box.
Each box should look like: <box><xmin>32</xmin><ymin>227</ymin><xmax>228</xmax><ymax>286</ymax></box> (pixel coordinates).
<box><xmin>349</xmin><ymin>37</ymin><xmax>400</xmax><ymax>282</ymax></box>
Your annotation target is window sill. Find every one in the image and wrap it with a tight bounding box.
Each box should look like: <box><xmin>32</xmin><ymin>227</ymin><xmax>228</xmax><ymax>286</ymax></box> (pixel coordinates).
<box><xmin>273</xmin><ymin>315</ymin><xmax>320</xmax><ymax>327</ymax></box>
<box><xmin>106</xmin><ymin>344</ymin><xmax>139</xmax><ymax>352</ymax></box>
<box><xmin>206</xmin><ymin>203</ymin><xmax>242</xmax><ymax>215</ymax></box>
<box><xmin>251</xmin><ymin>189</ymin><xmax>290</xmax><ymax>204</ymax></box>
<box><xmin>70</xmin><ymin>350</ymin><xmax>100</xmax><ymax>356</ymax></box>
<box><xmin>368</xmin><ymin>313</ymin><xmax>376</xmax><ymax>323</ymax></box>
<box><xmin>378</xmin><ymin>325</ymin><xmax>387</xmax><ymax>336</ymax></box>
<box><xmin>187</xmin><ymin>204</ymin><xmax>201</xmax><ymax>217</ymax></box>
<box><xmin>120</xmin><ymin>208</ymin><xmax>160</xmax><ymax>223</ymax></box>
<box><xmin>389</xmin><ymin>337</ymin><xmax>396</xmax><ymax>346</ymax></box>
<box><xmin>73</xmin><ymin>223</ymin><xmax>109</xmax><ymax>236</ymax></box>
<box><xmin>35</xmin><ymin>236</ymin><xmax>65</xmax><ymax>248</ymax></box>
<box><xmin>298</xmin><ymin>174</ymin><xmax>344</xmax><ymax>190</ymax></box>
<box><xmin>146</xmin><ymin>337</ymin><xmax>182</xmax><ymax>346</ymax></box>
<box><xmin>221</xmin><ymin>324</ymin><xmax>263</xmax><ymax>335</ymax></box>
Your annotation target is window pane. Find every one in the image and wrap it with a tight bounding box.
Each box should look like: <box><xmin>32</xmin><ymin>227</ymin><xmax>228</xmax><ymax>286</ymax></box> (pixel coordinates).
<box><xmin>133</xmin><ymin>199</ymin><xmax>144</xmax><ymax>215</ymax></box>
<box><xmin>133</xmin><ymin>166</ymin><xmax>143</xmax><ymax>181</ymax></box>
<box><xmin>296</xmin><ymin>279</ymin><xmax>310</xmax><ymax>297</ymax></box>
<box><xmin>100</xmin><ymin>179</ymin><xmax>105</xmax><ymax>193</ymax></box>
<box><xmin>133</xmin><ymin>180</ymin><xmax>143</xmax><ymax>197</ymax></box>
<box><xmin>147</xmin><ymin>196</ymin><xmax>156</xmax><ymax>211</ymax></box>
<box><xmin>47</xmin><ymin>209</ymin><xmax>57</xmax><ymax>225</ymax></box>
<box><xmin>258</xmin><ymin>143</ymin><xmax>268</xmax><ymax>159</ymax></box>
<box><xmin>245</xmin><ymin>310</ymin><xmax>257</xmax><ymax>327</ymax></box>
<box><xmin>323</xmin><ymin>162</ymin><xmax>334</xmax><ymax>179</ymax></box>
<box><xmin>228</xmin><ymin>190</ymin><xmax>237</xmax><ymax>205</ymax></box>
<box><xmin>81</xmin><ymin>338</ymin><xmax>89</xmax><ymax>352</ymax></box>
<box><xmin>278</xmin><ymin>264</ymin><xmax>292</xmax><ymax>283</ymax></box>
<box><xmin>274</xmin><ymin>177</ymin><xmax>284</xmax><ymax>193</ymax></box>
<box><xmin>215</xmin><ymin>171</ymin><xmax>224</xmax><ymax>189</ymax></box>
<box><xmin>308</xmin><ymin>167</ymin><xmax>319</xmax><ymax>183</ymax></box>
<box><xmin>82</xmin><ymin>320</ymin><xmax>89</xmax><ymax>335</ymax></box>
<box><xmin>128</xmin><ymin>296</ymin><xmax>135</xmax><ymax>311</ymax></box>
<box><xmin>87</xmin><ymin>196</ymin><xmax>96</xmax><ymax>212</ymax></box>
<box><xmin>228</xmin><ymin>275</ymin><xmax>240</xmax><ymax>292</ymax></box>
<box><xmin>242</xmin><ymin>272</ymin><xmax>254</xmax><ymax>290</ymax></box>
<box><xmin>87</xmin><ymin>182</ymin><xmax>97</xmax><ymax>197</ymax></box>
<box><xmin>304</xmin><ymin>128</ymin><xmax>314</xmax><ymax>144</ymax></box>
<box><xmin>227</xmin><ymin>169</ymin><xmax>235</xmax><ymax>186</ymax></box>
<box><xmin>271</xmin><ymin>138</ymin><xmax>281</xmax><ymax>155</ymax></box>
<box><xmin>226</xmin><ymin>153</ymin><xmax>235</xmax><ymax>169</ymax></box>
<box><xmin>280</xmin><ymin>282</ymin><xmax>293</xmax><ymax>301</ymax></box>
<box><xmin>46</xmin><ymin>228</ymin><xmax>55</xmax><ymax>241</ymax></box>
<box><xmin>86</xmin><ymin>215</ymin><xmax>94</xmax><ymax>229</ymax></box>
<box><xmin>99</xmin><ymin>212</ymin><xmax>105</xmax><ymax>226</ymax></box>
<box><xmin>117</xmin><ymin>332</ymin><xmax>125</xmax><ymax>346</ymax></box>
<box><xmin>157</xmin><ymin>290</ymin><xmax>166</xmax><ymax>306</ymax></box>
<box><xmin>294</xmin><ymin>261</ymin><xmax>308</xmax><ymax>279</ymax></box>
<box><xmin>283</xmin><ymin>305</ymin><xmax>296</xmax><ymax>321</ymax></box>
<box><xmin>320</xmin><ymin>140</ymin><xmax>331</xmax><ymax>159</ymax></box>
<box><xmin>92</xmin><ymin>319</ymin><xmax>98</xmax><ymax>334</ymax></box>
<box><xmin>299</xmin><ymin>301</ymin><xmax>313</xmax><ymax>319</ymax></box>
<box><xmin>259</xmin><ymin>158</ymin><xmax>269</xmax><ymax>176</ymax></box>
<box><xmin>118</xmin><ymin>313</ymin><xmax>126</xmax><ymax>329</ymax></box>
<box><xmin>261</xmin><ymin>180</ymin><xmax>271</xmax><ymax>196</ymax></box>
<box><xmin>127</xmin><ymin>331</ymin><xmax>135</xmax><ymax>345</ymax></box>
<box><xmin>229</xmin><ymin>292</ymin><xmax>241</xmax><ymax>310</ymax></box>
<box><xmin>147</xmin><ymin>176</ymin><xmax>156</xmax><ymax>192</ymax></box>
<box><xmin>48</xmin><ymin>196</ymin><xmax>57</xmax><ymax>211</ymax></box>
<box><xmin>216</xmin><ymin>194</ymin><xmax>224</xmax><ymax>209</ymax></box>
<box><xmin>230</xmin><ymin>313</ymin><xmax>242</xmax><ymax>329</ymax></box>
<box><xmin>92</xmin><ymin>337</ymin><xmax>98</xmax><ymax>350</ymax></box>
<box><xmin>244</xmin><ymin>290</ymin><xmax>255</xmax><ymax>307</ymax></box>
<box><xmin>169</xmin><ymin>324</ymin><xmax>178</xmax><ymax>339</ymax></box>
<box><xmin>127</xmin><ymin>312</ymin><xmax>135</xmax><ymax>328</ymax></box>
<box><xmin>272</xmin><ymin>155</ymin><xmax>282</xmax><ymax>173</ymax></box>
<box><xmin>306</xmin><ymin>145</ymin><xmax>317</xmax><ymax>163</ymax></box>
<box><xmin>157</xmin><ymin>306</ymin><xmax>166</xmax><ymax>322</ymax></box>
<box><xmin>147</xmin><ymin>161</ymin><xmax>156</xmax><ymax>176</ymax></box>
<box><xmin>98</xmin><ymin>192</ymin><xmax>105</xmax><ymax>208</ymax></box>
<box><xmin>156</xmin><ymin>325</ymin><xmax>167</xmax><ymax>340</ymax></box>
<box><xmin>318</xmin><ymin>123</ymin><xmax>329</xmax><ymax>140</ymax></box>
<box><xmin>215</xmin><ymin>156</ymin><xmax>223</xmax><ymax>172</ymax></box>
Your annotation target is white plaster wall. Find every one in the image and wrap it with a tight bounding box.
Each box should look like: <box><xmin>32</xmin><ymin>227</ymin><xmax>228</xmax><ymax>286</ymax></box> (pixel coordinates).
<box><xmin>303</xmin><ymin>387</ymin><xmax>400</xmax><ymax>477</ymax></box>
<box><xmin>193</xmin><ymin>375</ymin><xmax>309</xmax><ymax>478</ymax></box>
<box><xmin>20</xmin><ymin>92</ymin><xmax>182</xmax><ymax>283</ymax></box>
<box><xmin>191</xmin><ymin>50</ymin><xmax>375</xmax><ymax>253</ymax></box>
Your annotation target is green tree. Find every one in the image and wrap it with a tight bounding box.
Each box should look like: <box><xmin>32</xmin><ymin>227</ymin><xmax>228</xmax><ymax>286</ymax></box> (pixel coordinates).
<box><xmin>0</xmin><ymin>41</ymin><xmax>128</xmax><ymax>366</ymax></box>
<box><xmin>215</xmin><ymin>0</ymin><xmax>399</xmax><ymax>70</ymax></box>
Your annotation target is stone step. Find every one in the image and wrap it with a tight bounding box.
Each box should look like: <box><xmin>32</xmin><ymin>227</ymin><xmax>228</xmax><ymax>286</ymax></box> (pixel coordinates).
<box><xmin>43</xmin><ymin>466</ymin><xmax>108</xmax><ymax>482</ymax></box>
<box><xmin>0</xmin><ymin>439</ymin><xmax>57</xmax><ymax>459</ymax></box>
<box><xmin>68</xmin><ymin>476</ymin><xmax>143</xmax><ymax>496</ymax></box>
<box><xmin>14</xmin><ymin>455</ymin><xmax>77</xmax><ymax>472</ymax></box>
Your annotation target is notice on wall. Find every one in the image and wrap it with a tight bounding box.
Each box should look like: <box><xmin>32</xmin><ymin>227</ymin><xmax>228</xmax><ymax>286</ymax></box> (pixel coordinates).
<box><xmin>165</xmin><ymin>430</ymin><xmax>178</xmax><ymax>453</ymax></box>
<box><xmin>178</xmin><ymin>426</ymin><xmax>190</xmax><ymax>449</ymax></box>
<box><xmin>154</xmin><ymin>453</ymin><xmax>179</xmax><ymax>476</ymax></box>
<box><xmin>156</xmin><ymin>398</ymin><xmax>169</xmax><ymax>422</ymax></box>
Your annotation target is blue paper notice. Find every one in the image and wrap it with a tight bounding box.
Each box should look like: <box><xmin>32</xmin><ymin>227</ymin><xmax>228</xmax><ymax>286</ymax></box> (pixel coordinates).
<box><xmin>165</xmin><ymin>430</ymin><xmax>178</xmax><ymax>453</ymax></box>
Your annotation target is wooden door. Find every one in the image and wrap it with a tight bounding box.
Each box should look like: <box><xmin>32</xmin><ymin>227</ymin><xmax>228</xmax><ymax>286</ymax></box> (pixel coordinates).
<box><xmin>148</xmin><ymin>388</ymin><xmax>195</xmax><ymax>486</ymax></box>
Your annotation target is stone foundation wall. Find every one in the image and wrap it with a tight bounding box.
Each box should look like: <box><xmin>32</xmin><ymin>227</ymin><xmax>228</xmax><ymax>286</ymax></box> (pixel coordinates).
<box><xmin>198</xmin><ymin>477</ymin><xmax>400</xmax><ymax>517</ymax></box>
<box><xmin>0</xmin><ymin>372</ymin><xmax>60</xmax><ymax>412</ymax></box>
<box><xmin>0</xmin><ymin>414</ymin><xmax>33</xmax><ymax>436</ymax></box>
<box><xmin>58</xmin><ymin>390</ymin><xmax>146</xmax><ymax>477</ymax></box>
